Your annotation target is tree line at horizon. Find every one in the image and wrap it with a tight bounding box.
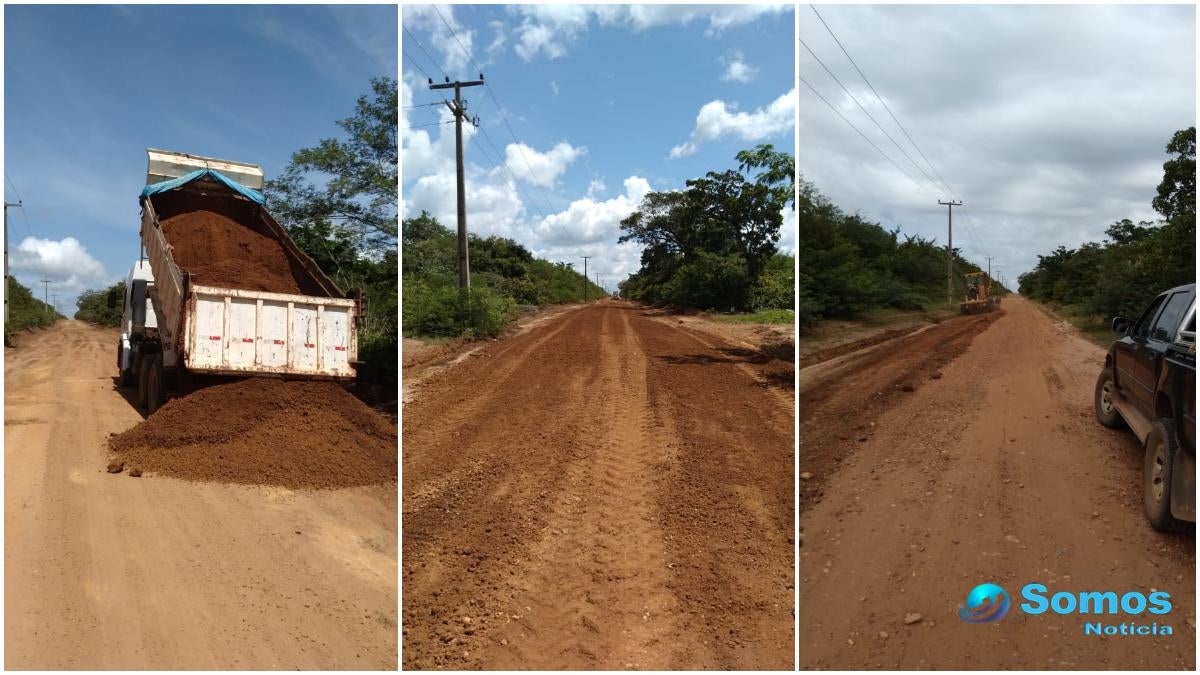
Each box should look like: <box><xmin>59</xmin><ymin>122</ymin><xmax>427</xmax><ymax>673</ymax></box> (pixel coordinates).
<box><xmin>797</xmin><ymin>177</ymin><xmax>993</xmax><ymax>328</ymax></box>
<box><xmin>1019</xmin><ymin>127</ymin><xmax>1195</xmax><ymax>322</ymax></box>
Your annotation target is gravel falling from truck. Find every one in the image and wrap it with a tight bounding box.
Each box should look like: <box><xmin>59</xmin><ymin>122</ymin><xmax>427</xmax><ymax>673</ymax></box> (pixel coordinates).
<box><xmin>108</xmin><ymin>378</ymin><xmax>397</xmax><ymax>489</ymax></box>
<box><xmin>159</xmin><ymin>209</ymin><xmax>306</xmax><ymax>295</ymax></box>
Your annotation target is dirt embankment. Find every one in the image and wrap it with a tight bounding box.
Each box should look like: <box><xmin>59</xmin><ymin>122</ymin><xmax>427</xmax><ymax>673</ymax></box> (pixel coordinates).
<box><xmin>800</xmin><ymin>297</ymin><xmax>1194</xmax><ymax>670</ymax></box>
<box><xmin>160</xmin><ymin>208</ymin><xmax>304</xmax><ymax>295</ymax></box>
<box><xmin>402</xmin><ymin>301</ymin><xmax>794</xmax><ymax>670</ymax></box>
<box><xmin>108</xmin><ymin>378</ymin><xmax>397</xmax><ymax>490</ymax></box>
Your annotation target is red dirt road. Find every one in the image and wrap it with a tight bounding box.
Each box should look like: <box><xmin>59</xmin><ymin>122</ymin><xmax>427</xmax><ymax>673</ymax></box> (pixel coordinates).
<box><xmin>800</xmin><ymin>297</ymin><xmax>1195</xmax><ymax>669</ymax></box>
<box><xmin>5</xmin><ymin>321</ymin><xmax>397</xmax><ymax>669</ymax></box>
<box><xmin>402</xmin><ymin>301</ymin><xmax>795</xmax><ymax>670</ymax></box>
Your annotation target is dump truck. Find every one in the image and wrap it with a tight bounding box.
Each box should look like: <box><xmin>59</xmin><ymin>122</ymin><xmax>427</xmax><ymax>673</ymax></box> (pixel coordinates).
<box><xmin>114</xmin><ymin>149</ymin><xmax>363</xmax><ymax>413</ymax></box>
<box><xmin>959</xmin><ymin>271</ymin><xmax>998</xmax><ymax>314</ymax></box>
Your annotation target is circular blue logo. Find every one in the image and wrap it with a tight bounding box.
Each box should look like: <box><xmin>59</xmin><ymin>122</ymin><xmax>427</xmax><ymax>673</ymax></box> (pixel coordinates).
<box><xmin>959</xmin><ymin>583</ymin><xmax>1011</xmax><ymax>623</ymax></box>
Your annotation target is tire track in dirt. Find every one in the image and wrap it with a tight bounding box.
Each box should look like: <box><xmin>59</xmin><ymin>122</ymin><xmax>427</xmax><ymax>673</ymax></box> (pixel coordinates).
<box><xmin>402</xmin><ymin>302</ymin><xmax>794</xmax><ymax>670</ymax></box>
<box><xmin>800</xmin><ymin>298</ymin><xmax>1195</xmax><ymax>670</ymax></box>
<box><xmin>800</xmin><ymin>312</ymin><xmax>998</xmax><ymax>509</ymax></box>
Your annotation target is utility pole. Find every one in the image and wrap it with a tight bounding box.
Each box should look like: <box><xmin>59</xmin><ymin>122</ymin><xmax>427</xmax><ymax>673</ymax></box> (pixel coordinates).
<box><xmin>985</xmin><ymin>256</ymin><xmax>993</xmax><ymax>280</ymax></box>
<box><xmin>3</xmin><ymin>200</ymin><xmax>18</xmax><ymax>326</ymax></box>
<box><xmin>938</xmin><ymin>200</ymin><xmax>962</xmax><ymax>306</ymax></box>
<box><xmin>430</xmin><ymin>74</ymin><xmax>485</xmax><ymax>291</ymax></box>
<box><xmin>581</xmin><ymin>256</ymin><xmax>592</xmax><ymax>302</ymax></box>
<box><xmin>594</xmin><ymin>272</ymin><xmax>601</xmax><ymax>294</ymax></box>
<box><xmin>40</xmin><ymin>279</ymin><xmax>50</xmax><ymax>315</ymax></box>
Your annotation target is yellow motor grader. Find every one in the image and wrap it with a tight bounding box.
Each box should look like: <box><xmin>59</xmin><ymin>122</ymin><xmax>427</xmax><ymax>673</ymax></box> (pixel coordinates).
<box><xmin>960</xmin><ymin>271</ymin><xmax>1000</xmax><ymax>314</ymax></box>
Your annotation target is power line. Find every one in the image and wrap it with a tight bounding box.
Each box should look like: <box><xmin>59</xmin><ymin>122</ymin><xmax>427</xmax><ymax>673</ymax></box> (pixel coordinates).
<box><xmin>4</xmin><ymin>173</ymin><xmax>32</xmax><ymax>237</ymax></box>
<box><xmin>431</xmin><ymin>5</ymin><xmax>561</xmax><ymax>217</ymax></box>
<box><xmin>799</xmin><ymin>74</ymin><xmax>937</xmax><ymax>200</ymax></box>
<box><xmin>809</xmin><ymin>4</ymin><xmax>961</xmax><ymax>202</ymax></box>
<box><xmin>403</xmin><ymin>25</ymin><xmax>449</xmax><ymax>81</ymax></box>
<box><xmin>800</xmin><ymin>37</ymin><xmax>946</xmax><ymax>199</ymax></box>
<box><xmin>401</xmin><ymin>50</ymin><xmax>435</xmax><ymax>83</ymax></box>
<box><xmin>808</xmin><ymin>2</ymin><xmax>991</xmax><ymax>267</ymax></box>
<box><xmin>403</xmin><ymin>120</ymin><xmax>454</xmax><ymax>130</ymax></box>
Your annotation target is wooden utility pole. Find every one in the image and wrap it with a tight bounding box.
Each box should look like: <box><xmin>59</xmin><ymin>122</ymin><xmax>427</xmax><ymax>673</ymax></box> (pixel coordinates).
<box><xmin>3</xmin><ymin>200</ymin><xmax>18</xmax><ymax>325</ymax></box>
<box><xmin>938</xmin><ymin>200</ymin><xmax>962</xmax><ymax>306</ymax></box>
<box><xmin>581</xmin><ymin>256</ymin><xmax>592</xmax><ymax>301</ymax></box>
<box><xmin>429</xmin><ymin>75</ymin><xmax>485</xmax><ymax>290</ymax></box>
<box><xmin>40</xmin><ymin>279</ymin><xmax>50</xmax><ymax>315</ymax></box>
<box><xmin>985</xmin><ymin>256</ymin><xmax>993</xmax><ymax>280</ymax></box>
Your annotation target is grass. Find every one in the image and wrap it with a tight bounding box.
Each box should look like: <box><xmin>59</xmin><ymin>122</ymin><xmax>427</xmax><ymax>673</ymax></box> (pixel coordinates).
<box><xmin>709</xmin><ymin>308</ymin><xmax>795</xmax><ymax>325</ymax></box>
<box><xmin>1035</xmin><ymin>301</ymin><xmax>1116</xmax><ymax>348</ymax></box>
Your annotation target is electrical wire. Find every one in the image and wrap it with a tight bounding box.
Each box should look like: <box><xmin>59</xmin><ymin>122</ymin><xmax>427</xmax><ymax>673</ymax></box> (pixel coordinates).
<box><xmin>800</xmin><ymin>74</ymin><xmax>937</xmax><ymax>200</ymax></box>
<box><xmin>431</xmin><ymin>5</ymin><xmax>561</xmax><ymax>217</ymax></box>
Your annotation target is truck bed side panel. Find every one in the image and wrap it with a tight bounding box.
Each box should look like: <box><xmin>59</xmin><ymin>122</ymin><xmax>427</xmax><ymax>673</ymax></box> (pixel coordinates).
<box><xmin>140</xmin><ymin>203</ymin><xmax>185</xmax><ymax>346</ymax></box>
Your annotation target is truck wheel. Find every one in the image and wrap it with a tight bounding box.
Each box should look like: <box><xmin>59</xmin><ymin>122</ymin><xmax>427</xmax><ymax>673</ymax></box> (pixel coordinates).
<box><xmin>145</xmin><ymin>354</ymin><xmax>166</xmax><ymax>415</ymax></box>
<box><xmin>1144</xmin><ymin>418</ymin><xmax>1187</xmax><ymax>533</ymax></box>
<box><xmin>1094</xmin><ymin>367</ymin><xmax>1125</xmax><ymax>429</ymax></box>
<box><xmin>116</xmin><ymin>345</ymin><xmax>134</xmax><ymax>387</ymax></box>
<box><xmin>136</xmin><ymin>357</ymin><xmax>150</xmax><ymax>408</ymax></box>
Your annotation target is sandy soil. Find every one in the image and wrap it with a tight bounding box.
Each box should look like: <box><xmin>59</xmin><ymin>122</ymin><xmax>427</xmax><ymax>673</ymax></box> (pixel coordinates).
<box><xmin>800</xmin><ymin>297</ymin><xmax>1195</xmax><ymax>669</ymax></box>
<box><xmin>4</xmin><ymin>321</ymin><xmax>397</xmax><ymax>669</ymax></box>
<box><xmin>402</xmin><ymin>300</ymin><xmax>794</xmax><ymax>670</ymax></box>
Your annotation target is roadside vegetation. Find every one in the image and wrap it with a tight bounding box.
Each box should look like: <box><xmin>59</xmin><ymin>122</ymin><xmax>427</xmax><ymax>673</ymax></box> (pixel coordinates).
<box><xmin>617</xmin><ymin>145</ymin><xmax>795</xmax><ymax>317</ymax></box>
<box><xmin>1019</xmin><ymin>127</ymin><xmax>1195</xmax><ymax>335</ymax></box>
<box><xmin>75</xmin><ymin>282</ymin><xmax>123</xmax><ymax>327</ymax></box>
<box><xmin>797</xmin><ymin>178</ymin><xmax>999</xmax><ymax>329</ymax></box>
<box><xmin>402</xmin><ymin>211</ymin><xmax>605</xmax><ymax>339</ymax></box>
<box><xmin>6</xmin><ymin>277</ymin><xmax>62</xmax><ymax>340</ymax></box>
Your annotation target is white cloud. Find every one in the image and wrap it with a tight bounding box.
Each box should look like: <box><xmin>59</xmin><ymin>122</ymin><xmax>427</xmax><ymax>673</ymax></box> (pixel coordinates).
<box><xmin>514</xmin><ymin>21</ymin><xmax>571</xmax><ymax>61</ymax></box>
<box><xmin>11</xmin><ymin>236</ymin><xmax>110</xmax><ymax>294</ymax></box>
<box><xmin>403</xmin><ymin>5</ymin><xmax>477</xmax><ymax>75</ymax></box>
<box><xmin>507</xmin><ymin>4</ymin><xmax>791</xmax><ymax>61</ymax></box>
<box><xmin>486</xmin><ymin>20</ymin><xmax>507</xmax><ymax>56</ymax></box>
<box><xmin>533</xmin><ymin>176</ymin><xmax>651</xmax><ymax>247</ymax></box>
<box><xmin>586</xmin><ymin>178</ymin><xmax>606</xmax><ymax>198</ymax></box>
<box><xmin>720</xmin><ymin>51</ymin><xmax>758</xmax><ymax>83</ymax></box>
<box><xmin>670</xmin><ymin>88</ymin><xmax>797</xmax><ymax>158</ymax></box>
<box><xmin>550</xmin><ymin>80</ymin><xmax>559</xmax><ymax>97</ymax></box>
<box><xmin>502</xmin><ymin>142</ymin><xmax>585</xmax><ymax>188</ymax></box>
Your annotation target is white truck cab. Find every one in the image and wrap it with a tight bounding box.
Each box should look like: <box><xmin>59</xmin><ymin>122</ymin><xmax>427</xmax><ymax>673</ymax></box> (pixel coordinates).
<box><xmin>116</xmin><ymin>260</ymin><xmax>160</xmax><ymax>385</ymax></box>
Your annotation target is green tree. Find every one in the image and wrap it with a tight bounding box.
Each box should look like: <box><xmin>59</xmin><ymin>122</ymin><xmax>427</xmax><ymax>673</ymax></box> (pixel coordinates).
<box><xmin>618</xmin><ymin>148</ymin><xmax>790</xmax><ymax>310</ymax></box>
<box><xmin>263</xmin><ymin>77</ymin><xmax>398</xmax><ymax>386</ymax></box>
<box><xmin>75</xmin><ymin>281</ymin><xmax>125</xmax><ymax>327</ymax></box>
<box><xmin>1153</xmin><ymin>127</ymin><xmax>1195</xmax><ymax>221</ymax></box>
<box><xmin>266</xmin><ymin>77</ymin><xmax>398</xmax><ymax>252</ymax></box>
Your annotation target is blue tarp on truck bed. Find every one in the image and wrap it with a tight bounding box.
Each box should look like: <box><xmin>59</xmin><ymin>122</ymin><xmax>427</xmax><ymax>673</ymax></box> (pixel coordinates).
<box><xmin>139</xmin><ymin>168</ymin><xmax>266</xmax><ymax>205</ymax></box>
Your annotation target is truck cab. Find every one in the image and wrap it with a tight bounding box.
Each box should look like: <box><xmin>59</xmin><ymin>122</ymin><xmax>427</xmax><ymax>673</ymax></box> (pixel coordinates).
<box><xmin>116</xmin><ymin>260</ymin><xmax>158</xmax><ymax>387</ymax></box>
<box><xmin>1095</xmin><ymin>283</ymin><xmax>1196</xmax><ymax>531</ymax></box>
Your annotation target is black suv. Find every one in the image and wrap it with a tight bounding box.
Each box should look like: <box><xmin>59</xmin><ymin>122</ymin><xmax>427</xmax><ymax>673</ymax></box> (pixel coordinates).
<box><xmin>1094</xmin><ymin>283</ymin><xmax>1196</xmax><ymax>532</ymax></box>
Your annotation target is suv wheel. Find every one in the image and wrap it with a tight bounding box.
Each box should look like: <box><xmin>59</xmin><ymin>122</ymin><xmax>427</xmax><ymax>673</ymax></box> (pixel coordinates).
<box><xmin>1094</xmin><ymin>367</ymin><xmax>1124</xmax><ymax>429</ymax></box>
<box><xmin>1144</xmin><ymin>418</ymin><xmax>1187</xmax><ymax>533</ymax></box>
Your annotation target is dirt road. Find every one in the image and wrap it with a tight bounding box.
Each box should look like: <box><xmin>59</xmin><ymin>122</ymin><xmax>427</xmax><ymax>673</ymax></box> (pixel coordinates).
<box><xmin>402</xmin><ymin>301</ymin><xmax>794</xmax><ymax>670</ymax></box>
<box><xmin>5</xmin><ymin>321</ymin><xmax>397</xmax><ymax>669</ymax></box>
<box><xmin>800</xmin><ymin>296</ymin><xmax>1195</xmax><ymax>669</ymax></box>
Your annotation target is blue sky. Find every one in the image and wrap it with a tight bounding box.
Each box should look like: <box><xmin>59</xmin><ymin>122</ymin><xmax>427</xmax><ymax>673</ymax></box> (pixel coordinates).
<box><xmin>4</xmin><ymin>4</ymin><xmax>396</xmax><ymax>313</ymax></box>
<box><xmin>402</xmin><ymin>4</ymin><xmax>796</xmax><ymax>291</ymax></box>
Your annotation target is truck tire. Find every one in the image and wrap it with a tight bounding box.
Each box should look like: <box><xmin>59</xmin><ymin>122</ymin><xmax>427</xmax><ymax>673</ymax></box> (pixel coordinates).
<box><xmin>1094</xmin><ymin>367</ymin><xmax>1125</xmax><ymax>429</ymax></box>
<box><xmin>136</xmin><ymin>357</ymin><xmax>149</xmax><ymax>408</ymax></box>
<box><xmin>1144</xmin><ymin>418</ymin><xmax>1187</xmax><ymax>533</ymax></box>
<box><xmin>145</xmin><ymin>354</ymin><xmax>166</xmax><ymax>415</ymax></box>
<box><xmin>117</xmin><ymin>345</ymin><xmax>135</xmax><ymax>388</ymax></box>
